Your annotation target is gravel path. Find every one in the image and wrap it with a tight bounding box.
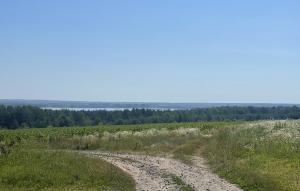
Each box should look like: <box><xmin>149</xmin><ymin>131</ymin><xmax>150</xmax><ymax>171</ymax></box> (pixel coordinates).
<box><xmin>83</xmin><ymin>151</ymin><xmax>242</xmax><ymax>191</ymax></box>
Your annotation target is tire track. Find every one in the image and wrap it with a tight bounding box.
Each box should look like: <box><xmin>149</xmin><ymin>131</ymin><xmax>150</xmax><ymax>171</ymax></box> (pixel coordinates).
<box><xmin>83</xmin><ymin>151</ymin><xmax>242</xmax><ymax>191</ymax></box>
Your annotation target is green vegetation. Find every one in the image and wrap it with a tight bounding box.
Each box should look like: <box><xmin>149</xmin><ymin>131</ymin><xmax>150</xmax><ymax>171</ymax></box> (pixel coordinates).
<box><xmin>201</xmin><ymin>121</ymin><xmax>300</xmax><ymax>191</ymax></box>
<box><xmin>0</xmin><ymin>149</ymin><xmax>135</xmax><ymax>191</ymax></box>
<box><xmin>1</xmin><ymin>120</ymin><xmax>299</xmax><ymax>191</ymax></box>
<box><xmin>2</xmin><ymin>105</ymin><xmax>300</xmax><ymax>129</ymax></box>
<box><xmin>0</xmin><ymin>121</ymin><xmax>234</xmax><ymax>153</ymax></box>
<box><xmin>171</xmin><ymin>175</ymin><xmax>194</xmax><ymax>191</ymax></box>
<box><xmin>0</xmin><ymin>121</ymin><xmax>232</xmax><ymax>191</ymax></box>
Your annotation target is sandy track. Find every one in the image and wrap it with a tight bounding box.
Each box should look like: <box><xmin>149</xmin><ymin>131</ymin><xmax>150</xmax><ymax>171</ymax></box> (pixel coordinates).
<box><xmin>83</xmin><ymin>151</ymin><xmax>242</xmax><ymax>191</ymax></box>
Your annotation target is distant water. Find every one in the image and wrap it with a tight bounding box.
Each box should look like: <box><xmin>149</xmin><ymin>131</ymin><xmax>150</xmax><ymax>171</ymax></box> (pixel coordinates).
<box><xmin>42</xmin><ymin>107</ymin><xmax>131</xmax><ymax>111</ymax></box>
<box><xmin>3</xmin><ymin>99</ymin><xmax>298</xmax><ymax>111</ymax></box>
<box><xmin>41</xmin><ymin>107</ymin><xmax>175</xmax><ymax>111</ymax></box>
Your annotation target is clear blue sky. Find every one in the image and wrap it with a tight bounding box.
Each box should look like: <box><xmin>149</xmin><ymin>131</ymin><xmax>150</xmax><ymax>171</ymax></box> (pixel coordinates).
<box><xmin>0</xmin><ymin>0</ymin><xmax>299</xmax><ymax>103</ymax></box>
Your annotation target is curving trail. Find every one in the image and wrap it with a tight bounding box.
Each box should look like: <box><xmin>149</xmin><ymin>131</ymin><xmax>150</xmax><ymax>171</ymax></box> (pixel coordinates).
<box><xmin>83</xmin><ymin>151</ymin><xmax>242</xmax><ymax>191</ymax></box>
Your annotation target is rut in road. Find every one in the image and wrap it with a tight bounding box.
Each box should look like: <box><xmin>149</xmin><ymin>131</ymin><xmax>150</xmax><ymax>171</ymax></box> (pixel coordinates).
<box><xmin>84</xmin><ymin>151</ymin><xmax>242</xmax><ymax>191</ymax></box>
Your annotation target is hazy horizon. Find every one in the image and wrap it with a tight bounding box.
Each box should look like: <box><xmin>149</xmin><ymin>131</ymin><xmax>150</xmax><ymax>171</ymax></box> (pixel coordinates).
<box><xmin>1</xmin><ymin>1</ymin><xmax>299</xmax><ymax>103</ymax></box>
<box><xmin>1</xmin><ymin>98</ymin><xmax>300</xmax><ymax>105</ymax></box>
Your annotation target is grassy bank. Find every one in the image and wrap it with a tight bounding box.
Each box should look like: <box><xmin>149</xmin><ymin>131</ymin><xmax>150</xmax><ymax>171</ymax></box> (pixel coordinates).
<box><xmin>201</xmin><ymin>121</ymin><xmax>300</xmax><ymax>191</ymax></box>
<box><xmin>0</xmin><ymin>149</ymin><xmax>135</xmax><ymax>191</ymax></box>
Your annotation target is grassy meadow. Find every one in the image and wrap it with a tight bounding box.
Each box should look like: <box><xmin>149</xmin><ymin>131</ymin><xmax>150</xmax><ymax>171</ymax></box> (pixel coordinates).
<box><xmin>0</xmin><ymin>149</ymin><xmax>135</xmax><ymax>191</ymax></box>
<box><xmin>0</xmin><ymin>120</ymin><xmax>300</xmax><ymax>191</ymax></box>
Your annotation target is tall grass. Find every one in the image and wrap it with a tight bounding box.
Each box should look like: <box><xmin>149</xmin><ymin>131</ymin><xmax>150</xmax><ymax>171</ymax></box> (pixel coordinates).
<box><xmin>201</xmin><ymin>121</ymin><xmax>300</xmax><ymax>191</ymax></box>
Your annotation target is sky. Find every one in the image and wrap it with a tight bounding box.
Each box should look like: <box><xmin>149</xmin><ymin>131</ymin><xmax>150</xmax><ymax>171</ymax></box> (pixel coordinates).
<box><xmin>0</xmin><ymin>0</ymin><xmax>299</xmax><ymax>103</ymax></box>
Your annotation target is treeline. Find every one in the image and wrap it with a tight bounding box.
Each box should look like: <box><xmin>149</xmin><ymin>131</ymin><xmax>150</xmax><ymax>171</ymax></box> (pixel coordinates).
<box><xmin>1</xmin><ymin>105</ymin><xmax>300</xmax><ymax>129</ymax></box>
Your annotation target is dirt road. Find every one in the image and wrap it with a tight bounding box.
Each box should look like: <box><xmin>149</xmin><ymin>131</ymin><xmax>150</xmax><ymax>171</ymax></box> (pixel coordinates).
<box><xmin>83</xmin><ymin>151</ymin><xmax>242</xmax><ymax>191</ymax></box>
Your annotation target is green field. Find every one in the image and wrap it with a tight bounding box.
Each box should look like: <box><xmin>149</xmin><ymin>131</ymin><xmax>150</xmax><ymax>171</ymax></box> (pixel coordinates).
<box><xmin>1</xmin><ymin>120</ymin><xmax>300</xmax><ymax>191</ymax></box>
<box><xmin>0</xmin><ymin>150</ymin><xmax>135</xmax><ymax>191</ymax></box>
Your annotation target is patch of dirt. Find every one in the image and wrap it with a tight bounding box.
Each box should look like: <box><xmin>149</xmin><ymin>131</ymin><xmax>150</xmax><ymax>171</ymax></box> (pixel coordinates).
<box><xmin>83</xmin><ymin>151</ymin><xmax>242</xmax><ymax>191</ymax></box>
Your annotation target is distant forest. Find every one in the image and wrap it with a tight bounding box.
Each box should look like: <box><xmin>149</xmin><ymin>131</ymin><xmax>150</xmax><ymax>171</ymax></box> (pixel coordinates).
<box><xmin>1</xmin><ymin>105</ymin><xmax>300</xmax><ymax>129</ymax></box>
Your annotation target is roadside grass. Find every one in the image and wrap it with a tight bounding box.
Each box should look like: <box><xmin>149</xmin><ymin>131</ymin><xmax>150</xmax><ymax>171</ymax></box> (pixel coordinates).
<box><xmin>0</xmin><ymin>121</ymin><xmax>234</xmax><ymax>141</ymax></box>
<box><xmin>49</xmin><ymin>129</ymin><xmax>203</xmax><ymax>154</ymax></box>
<box><xmin>50</xmin><ymin>120</ymin><xmax>299</xmax><ymax>191</ymax></box>
<box><xmin>43</xmin><ymin>121</ymin><xmax>235</xmax><ymax>152</ymax></box>
<box><xmin>0</xmin><ymin>149</ymin><xmax>135</xmax><ymax>191</ymax></box>
<box><xmin>171</xmin><ymin>139</ymin><xmax>203</xmax><ymax>164</ymax></box>
<box><xmin>0</xmin><ymin>121</ymin><xmax>233</xmax><ymax>191</ymax></box>
<box><xmin>0</xmin><ymin>121</ymin><xmax>235</xmax><ymax>155</ymax></box>
<box><xmin>1</xmin><ymin>120</ymin><xmax>300</xmax><ymax>191</ymax></box>
<box><xmin>200</xmin><ymin>121</ymin><xmax>300</xmax><ymax>191</ymax></box>
<box><xmin>171</xmin><ymin>175</ymin><xmax>194</xmax><ymax>191</ymax></box>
